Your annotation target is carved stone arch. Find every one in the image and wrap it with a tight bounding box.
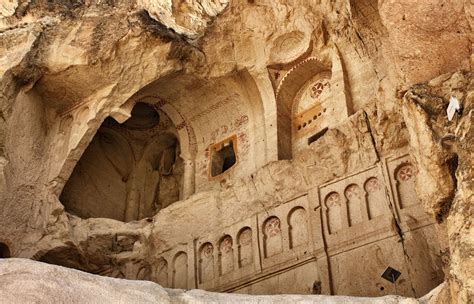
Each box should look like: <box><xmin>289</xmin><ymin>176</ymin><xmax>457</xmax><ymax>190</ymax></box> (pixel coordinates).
<box><xmin>275</xmin><ymin>57</ymin><xmax>331</xmax><ymax>159</ymax></box>
<box><xmin>394</xmin><ymin>162</ymin><xmax>418</xmax><ymax>208</ymax></box>
<box><xmin>52</xmin><ymin>77</ymin><xmax>194</xmax><ymax>207</ymax></box>
<box><xmin>59</xmin><ymin>97</ymin><xmax>190</xmax><ymax>221</ymax></box>
<box><xmin>287</xmin><ymin>206</ymin><xmax>309</xmax><ymax>249</ymax></box>
<box><xmin>53</xmin><ymin>104</ymin><xmax>113</xmax><ymax>196</ymax></box>
<box><xmin>276</xmin><ymin>58</ymin><xmax>330</xmax><ymax>110</ymax></box>
<box><xmin>263</xmin><ymin>216</ymin><xmax>283</xmax><ymax>258</ymax></box>
<box><xmin>198</xmin><ymin>242</ymin><xmax>215</xmax><ymax>284</ymax></box>
<box><xmin>344</xmin><ymin>184</ymin><xmax>365</xmax><ymax>226</ymax></box>
<box><xmin>364</xmin><ymin>177</ymin><xmax>386</xmax><ymax>219</ymax></box>
<box><xmin>324</xmin><ymin>191</ymin><xmax>343</xmax><ymax>234</ymax></box>
<box><xmin>218</xmin><ymin>235</ymin><xmax>234</xmax><ymax>275</ymax></box>
<box><xmin>237</xmin><ymin>227</ymin><xmax>253</xmax><ymax>268</ymax></box>
<box><xmin>172</xmin><ymin>251</ymin><xmax>188</xmax><ymax>289</ymax></box>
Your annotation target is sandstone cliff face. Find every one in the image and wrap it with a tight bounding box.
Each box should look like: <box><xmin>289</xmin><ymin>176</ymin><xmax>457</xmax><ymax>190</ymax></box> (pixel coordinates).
<box><xmin>0</xmin><ymin>0</ymin><xmax>472</xmax><ymax>303</ymax></box>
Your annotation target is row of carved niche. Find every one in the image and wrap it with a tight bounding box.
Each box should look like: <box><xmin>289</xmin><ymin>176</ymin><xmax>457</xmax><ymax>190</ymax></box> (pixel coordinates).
<box><xmin>156</xmin><ymin>164</ymin><xmax>416</xmax><ymax>287</ymax></box>
<box><xmin>323</xmin><ymin>163</ymin><xmax>416</xmax><ymax>234</ymax></box>
<box><xmin>155</xmin><ymin>206</ymin><xmax>311</xmax><ymax>287</ymax></box>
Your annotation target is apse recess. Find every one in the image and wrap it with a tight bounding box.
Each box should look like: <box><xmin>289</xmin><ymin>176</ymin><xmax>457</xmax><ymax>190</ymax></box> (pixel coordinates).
<box><xmin>60</xmin><ymin>103</ymin><xmax>183</xmax><ymax>222</ymax></box>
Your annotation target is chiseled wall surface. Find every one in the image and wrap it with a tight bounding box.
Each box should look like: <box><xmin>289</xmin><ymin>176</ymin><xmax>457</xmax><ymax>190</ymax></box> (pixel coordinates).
<box><xmin>149</xmin><ymin>143</ymin><xmax>445</xmax><ymax>298</ymax></box>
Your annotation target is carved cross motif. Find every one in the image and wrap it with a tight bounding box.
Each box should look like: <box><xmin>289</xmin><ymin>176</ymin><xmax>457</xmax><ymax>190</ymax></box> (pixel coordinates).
<box><xmin>310</xmin><ymin>82</ymin><xmax>324</xmax><ymax>98</ymax></box>
<box><xmin>326</xmin><ymin>192</ymin><xmax>340</xmax><ymax>207</ymax></box>
<box><xmin>310</xmin><ymin>79</ymin><xmax>330</xmax><ymax>99</ymax></box>
<box><xmin>397</xmin><ymin>165</ymin><xmax>414</xmax><ymax>182</ymax></box>
<box><xmin>345</xmin><ymin>185</ymin><xmax>361</xmax><ymax>199</ymax></box>
<box><xmin>365</xmin><ymin>178</ymin><xmax>381</xmax><ymax>193</ymax></box>
<box><xmin>202</xmin><ymin>244</ymin><xmax>213</xmax><ymax>258</ymax></box>
<box><xmin>265</xmin><ymin>218</ymin><xmax>281</xmax><ymax>237</ymax></box>
<box><xmin>220</xmin><ymin>236</ymin><xmax>233</xmax><ymax>253</ymax></box>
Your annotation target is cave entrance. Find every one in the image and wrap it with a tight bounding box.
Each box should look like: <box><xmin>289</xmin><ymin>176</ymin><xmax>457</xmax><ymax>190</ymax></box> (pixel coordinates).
<box><xmin>0</xmin><ymin>242</ymin><xmax>11</xmax><ymax>258</ymax></box>
<box><xmin>60</xmin><ymin>102</ymin><xmax>183</xmax><ymax>222</ymax></box>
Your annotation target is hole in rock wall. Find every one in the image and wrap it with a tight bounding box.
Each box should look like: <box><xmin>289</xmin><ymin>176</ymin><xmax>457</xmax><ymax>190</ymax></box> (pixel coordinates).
<box><xmin>0</xmin><ymin>242</ymin><xmax>11</xmax><ymax>258</ymax></box>
<box><xmin>60</xmin><ymin>102</ymin><xmax>183</xmax><ymax>222</ymax></box>
<box><xmin>308</xmin><ymin>127</ymin><xmax>328</xmax><ymax>145</ymax></box>
<box><xmin>210</xmin><ymin>137</ymin><xmax>237</xmax><ymax>178</ymax></box>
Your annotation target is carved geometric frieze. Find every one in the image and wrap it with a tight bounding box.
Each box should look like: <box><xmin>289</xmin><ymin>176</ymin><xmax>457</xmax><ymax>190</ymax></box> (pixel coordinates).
<box><xmin>195</xmin><ymin>215</ymin><xmax>260</xmax><ymax>291</ymax></box>
<box><xmin>257</xmin><ymin>195</ymin><xmax>315</xmax><ymax>270</ymax></box>
<box><xmin>318</xmin><ymin>165</ymin><xmax>395</xmax><ymax>255</ymax></box>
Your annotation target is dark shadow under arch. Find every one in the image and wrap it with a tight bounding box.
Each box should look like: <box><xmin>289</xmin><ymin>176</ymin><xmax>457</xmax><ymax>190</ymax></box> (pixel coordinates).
<box><xmin>0</xmin><ymin>242</ymin><xmax>11</xmax><ymax>258</ymax></box>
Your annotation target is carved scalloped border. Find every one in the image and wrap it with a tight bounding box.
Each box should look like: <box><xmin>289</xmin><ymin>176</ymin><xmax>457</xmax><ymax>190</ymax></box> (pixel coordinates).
<box><xmin>275</xmin><ymin>57</ymin><xmax>326</xmax><ymax>100</ymax></box>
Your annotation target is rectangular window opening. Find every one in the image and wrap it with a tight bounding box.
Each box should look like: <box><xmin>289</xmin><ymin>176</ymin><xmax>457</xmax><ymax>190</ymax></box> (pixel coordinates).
<box><xmin>210</xmin><ymin>139</ymin><xmax>237</xmax><ymax>177</ymax></box>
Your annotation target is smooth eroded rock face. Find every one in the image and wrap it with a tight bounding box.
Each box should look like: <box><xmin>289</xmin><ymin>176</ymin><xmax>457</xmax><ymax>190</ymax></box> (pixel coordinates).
<box><xmin>0</xmin><ymin>258</ymin><xmax>437</xmax><ymax>304</ymax></box>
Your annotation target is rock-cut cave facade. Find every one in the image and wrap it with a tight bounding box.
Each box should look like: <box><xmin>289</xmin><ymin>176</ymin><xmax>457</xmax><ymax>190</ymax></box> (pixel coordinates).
<box><xmin>0</xmin><ymin>0</ymin><xmax>472</xmax><ymax>303</ymax></box>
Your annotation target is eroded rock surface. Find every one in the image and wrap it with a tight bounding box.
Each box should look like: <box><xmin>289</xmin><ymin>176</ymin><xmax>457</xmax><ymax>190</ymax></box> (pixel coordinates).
<box><xmin>0</xmin><ymin>259</ymin><xmax>439</xmax><ymax>304</ymax></box>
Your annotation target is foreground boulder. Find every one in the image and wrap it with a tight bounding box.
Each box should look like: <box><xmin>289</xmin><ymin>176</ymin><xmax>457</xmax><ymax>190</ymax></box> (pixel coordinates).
<box><xmin>0</xmin><ymin>259</ymin><xmax>445</xmax><ymax>304</ymax></box>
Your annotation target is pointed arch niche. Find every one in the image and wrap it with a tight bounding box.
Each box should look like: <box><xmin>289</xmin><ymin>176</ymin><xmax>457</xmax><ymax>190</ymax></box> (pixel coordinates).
<box><xmin>60</xmin><ymin>102</ymin><xmax>184</xmax><ymax>221</ymax></box>
<box><xmin>271</xmin><ymin>51</ymin><xmax>351</xmax><ymax>159</ymax></box>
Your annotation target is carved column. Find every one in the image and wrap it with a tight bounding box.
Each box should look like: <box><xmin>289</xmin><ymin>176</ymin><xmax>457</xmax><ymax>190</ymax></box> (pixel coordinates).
<box><xmin>181</xmin><ymin>159</ymin><xmax>195</xmax><ymax>200</ymax></box>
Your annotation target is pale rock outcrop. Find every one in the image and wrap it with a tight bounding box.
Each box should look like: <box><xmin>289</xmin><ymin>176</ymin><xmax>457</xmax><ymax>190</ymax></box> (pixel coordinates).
<box><xmin>139</xmin><ymin>0</ymin><xmax>229</xmax><ymax>40</ymax></box>
<box><xmin>402</xmin><ymin>71</ymin><xmax>473</xmax><ymax>303</ymax></box>
<box><xmin>0</xmin><ymin>258</ymin><xmax>435</xmax><ymax>304</ymax></box>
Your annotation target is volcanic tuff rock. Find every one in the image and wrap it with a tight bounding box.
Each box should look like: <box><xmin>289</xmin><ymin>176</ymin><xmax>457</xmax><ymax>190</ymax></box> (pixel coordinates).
<box><xmin>0</xmin><ymin>0</ymin><xmax>472</xmax><ymax>303</ymax></box>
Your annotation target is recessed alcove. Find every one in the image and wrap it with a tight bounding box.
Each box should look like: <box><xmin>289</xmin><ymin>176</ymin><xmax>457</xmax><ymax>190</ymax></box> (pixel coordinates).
<box><xmin>271</xmin><ymin>50</ymin><xmax>352</xmax><ymax>160</ymax></box>
<box><xmin>60</xmin><ymin>102</ymin><xmax>183</xmax><ymax>222</ymax></box>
